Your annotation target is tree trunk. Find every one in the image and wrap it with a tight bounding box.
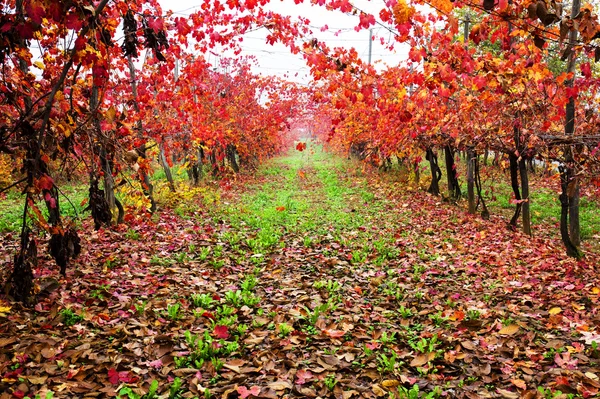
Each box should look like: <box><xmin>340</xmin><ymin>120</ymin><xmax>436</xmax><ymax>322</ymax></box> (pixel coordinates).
<box><xmin>562</xmin><ymin>0</ymin><xmax>581</xmax><ymax>253</ymax></box>
<box><xmin>559</xmin><ymin>166</ymin><xmax>581</xmax><ymax>258</ymax></box>
<box><xmin>414</xmin><ymin>159</ymin><xmax>420</xmax><ymax>186</ymax></box>
<box><xmin>519</xmin><ymin>157</ymin><xmax>531</xmax><ymax>235</ymax></box>
<box><xmin>467</xmin><ymin>147</ymin><xmax>476</xmax><ymax>214</ymax></box>
<box><xmin>227</xmin><ymin>144</ymin><xmax>240</xmax><ymax>173</ymax></box>
<box><xmin>508</xmin><ymin>152</ymin><xmax>522</xmax><ymax>228</ymax></box>
<box><xmin>91</xmin><ymin>84</ymin><xmax>116</xmax><ymax>227</ymax></box>
<box><xmin>474</xmin><ymin>154</ymin><xmax>490</xmax><ymax>220</ymax></box>
<box><xmin>426</xmin><ymin>148</ymin><xmax>441</xmax><ymax>196</ymax></box>
<box><xmin>127</xmin><ymin>55</ymin><xmax>156</xmax><ymax>213</ymax></box>
<box><xmin>444</xmin><ymin>145</ymin><xmax>460</xmax><ymax>200</ymax></box>
<box><xmin>159</xmin><ymin>143</ymin><xmax>175</xmax><ymax>192</ymax></box>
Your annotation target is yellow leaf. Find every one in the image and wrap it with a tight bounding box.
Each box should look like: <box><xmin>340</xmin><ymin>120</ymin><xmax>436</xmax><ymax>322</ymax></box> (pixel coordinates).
<box><xmin>498</xmin><ymin>324</ymin><xmax>520</xmax><ymax>335</ymax></box>
<box><xmin>382</xmin><ymin>380</ymin><xmax>400</xmax><ymax>388</ymax></box>
<box><xmin>105</xmin><ymin>106</ymin><xmax>116</xmax><ymax>123</ymax></box>
<box><xmin>592</xmin><ymin>287</ymin><xmax>600</xmax><ymax>295</ymax></box>
<box><xmin>549</xmin><ymin>307</ymin><xmax>562</xmax><ymax>315</ymax></box>
<box><xmin>372</xmin><ymin>384</ymin><xmax>386</xmax><ymax>397</ymax></box>
<box><xmin>33</xmin><ymin>60</ymin><xmax>45</xmax><ymax>70</ymax></box>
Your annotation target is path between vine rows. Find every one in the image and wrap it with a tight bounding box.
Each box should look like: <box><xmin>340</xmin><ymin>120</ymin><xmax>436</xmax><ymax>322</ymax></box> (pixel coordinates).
<box><xmin>1</xmin><ymin>148</ymin><xmax>600</xmax><ymax>399</ymax></box>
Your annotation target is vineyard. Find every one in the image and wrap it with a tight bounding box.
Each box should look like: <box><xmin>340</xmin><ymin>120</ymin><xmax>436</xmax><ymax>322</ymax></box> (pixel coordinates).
<box><xmin>1</xmin><ymin>0</ymin><xmax>600</xmax><ymax>398</ymax></box>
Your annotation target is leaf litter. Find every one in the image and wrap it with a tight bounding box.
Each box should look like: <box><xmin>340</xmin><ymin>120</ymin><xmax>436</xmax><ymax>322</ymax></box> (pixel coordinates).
<box><xmin>1</xmin><ymin>151</ymin><xmax>600</xmax><ymax>398</ymax></box>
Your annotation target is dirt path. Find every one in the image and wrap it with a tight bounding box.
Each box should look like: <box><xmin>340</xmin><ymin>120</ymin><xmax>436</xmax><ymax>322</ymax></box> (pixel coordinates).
<box><xmin>1</xmin><ymin>146</ymin><xmax>599</xmax><ymax>399</ymax></box>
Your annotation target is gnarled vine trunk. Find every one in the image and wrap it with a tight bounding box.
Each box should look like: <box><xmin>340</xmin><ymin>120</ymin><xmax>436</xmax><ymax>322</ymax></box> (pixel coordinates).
<box><xmin>444</xmin><ymin>145</ymin><xmax>460</xmax><ymax>200</ymax></box>
<box><xmin>426</xmin><ymin>148</ymin><xmax>442</xmax><ymax>196</ymax></box>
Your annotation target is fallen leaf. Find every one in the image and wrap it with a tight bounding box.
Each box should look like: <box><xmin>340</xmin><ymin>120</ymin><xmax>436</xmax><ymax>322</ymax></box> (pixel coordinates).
<box><xmin>268</xmin><ymin>380</ymin><xmax>292</xmax><ymax>391</ymax></box>
<box><xmin>237</xmin><ymin>385</ymin><xmax>260</xmax><ymax>398</ymax></box>
<box><xmin>27</xmin><ymin>375</ymin><xmax>48</xmax><ymax>384</ymax></box>
<box><xmin>381</xmin><ymin>380</ymin><xmax>400</xmax><ymax>388</ymax></box>
<box><xmin>548</xmin><ymin>307</ymin><xmax>562</xmax><ymax>315</ymax></box>
<box><xmin>295</xmin><ymin>369</ymin><xmax>314</xmax><ymax>385</ymax></box>
<box><xmin>496</xmin><ymin>388</ymin><xmax>520</xmax><ymax>398</ymax></box>
<box><xmin>323</xmin><ymin>329</ymin><xmax>345</xmax><ymax>338</ymax></box>
<box><xmin>372</xmin><ymin>384</ymin><xmax>386</xmax><ymax>397</ymax></box>
<box><xmin>410</xmin><ymin>353</ymin><xmax>429</xmax><ymax>367</ymax></box>
<box><xmin>214</xmin><ymin>325</ymin><xmax>229</xmax><ymax>339</ymax></box>
<box><xmin>498</xmin><ymin>324</ymin><xmax>520</xmax><ymax>335</ymax></box>
<box><xmin>511</xmin><ymin>378</ymin><xmax>526</xmax><ymax>390</ymax></box>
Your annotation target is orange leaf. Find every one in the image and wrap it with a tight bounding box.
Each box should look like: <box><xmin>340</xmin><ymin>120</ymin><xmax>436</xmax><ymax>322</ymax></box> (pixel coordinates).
<box><xmin>511</xmin><ymin>378</ymin><xmax>527</xmax><ymax>390</ymax></box>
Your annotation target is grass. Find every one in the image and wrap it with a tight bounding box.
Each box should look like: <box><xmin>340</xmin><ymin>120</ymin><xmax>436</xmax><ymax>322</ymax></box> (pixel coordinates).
<box><xmin>2</xmin><ymin>144</ymin><xmax>599</xmax><ymax>398</ymax></box>
<box><xmin>405</xmin><ymin>152</ymin><xmax>600</xmax><ymax>244</ymax></box>
<box><xmin>0</xmin><ymin>183</ymin><xmax>88</xmax><ymax>232</ymax></box>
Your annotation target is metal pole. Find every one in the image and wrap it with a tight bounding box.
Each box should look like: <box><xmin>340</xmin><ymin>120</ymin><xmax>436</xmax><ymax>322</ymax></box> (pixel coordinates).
<box><xmin>368</xmin><ymin>28</ymin><xmax>373</xmax><ymax>65</ymax></box>
<box><xmin>463</xmin><ymin>16</ymin><xmax>470</xmax><ymax>47</ymax></box>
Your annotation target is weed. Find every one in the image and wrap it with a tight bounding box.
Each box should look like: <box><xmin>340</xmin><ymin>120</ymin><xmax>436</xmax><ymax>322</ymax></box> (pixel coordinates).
<box><xmin>241</xmin><ymin>292</ymin><xmax>261</xmax><ymax>307</ymax></box>
<box><xmin>398</xmin><ymin>305</ymin><xmax>414</xmax><ymax>319</ymax></box>
<box><xmin>324</xmin><ymin>374</ymin><xmax>338</xmax><ymax>391</ymax></box>
<box><xmin>224</xmin><ymin>290</ymin><xmax>243</xmax><ymax>307</ymax></box>
<box><xmin>378</xmin><ymin>331</ymin><xmax>397</xmax><ymax>345</ymax></box>
<box><xmin>125</xmin><ymin>229</ymin><xmax>140</xmax><ymax>240</ymax></box>
<box><xmin>241</xmin><ymin>274</ymin><xmax>257</xmax><ymax>292</ymax></box>
<box><xmin>543</xmin><ymin>346</ymin><xmax>565</xmax><ymax>360</ymax></box>
<box><xmin>351</xmin><ymin>249</ymin><xmax>368</xmax><ymax>264</ymax></box>
<box><xmin>303</xmin><ymin>236</ymin><xmax>313</xmax><ymax>247</ymax></box>
<box><xmin>211</xmin><ymin>357</ymin><xmax>224</xmax><ymax>373</ymax></box>
<box><xmin>197</xmin><ymin>247</ymin><xmax>211</xmax><ymax>261</ymax></box>
<box><xmin>466</xmin><ymin>309</ymin><xmax>481</xmax><ymax>320</ymax></box>
<box><xmin>172</xmin><ymin>252</ymin><xmax>187</xmax><ymax>263</ymax></box>
<box><xmin>59</xmin><ymin>308</ymin><xmax>84</xmax><ymax>326</ymax></box>
<box><xmin>278</xmin><ymin>322</ymin><xmax>294</xmax><ymax>337</ymax></box>
<box><xmin>429</xmin><ymin>312</ymin><xmax>447</xmax><ymax>326</ymax></box>
<box><xmin>409</xmin><ymin>334</ymin><xmax>440</xmax><ymax>354</ymax></box>
<box><xmin>190</xmin><ymin>293</ymin><xmax>214</xmax><ymax>309</ymax></box>
<box><xmin>150</xmin><ymin>255</ymin><xmax>171</xmax><ymax>266</ymax></box>
<box><xmin>169</xmin><ymin>377</ymin><xmax>183</xmax><ymax>399</ymax></box>
<box><xmin>217</xmin><ymin>305</ymin><xmax>235</xmax><ymax>317</ymax></box>
<box><xmin>166</xmin><ymin>303</ymin><xmax>182</xmax><ymax>320</ymax></box>
<box><xmin>135</xmin><ymin>300</ymin><xmax>147</xmax><ymax>315</ymax></box>
<box><xmin>377</xmin><ymin>351</ymin><xmax>403</xmax><ymax>374</ymax></box>
<box><xmin>23</xmin><ymin>393</ymin><xmax>55</xmax><ymax>399</ymax></box>
<box><xmin>90</xmin><ymin>284</ymin><xmax>110</xmax><ymax>299</ymax></box>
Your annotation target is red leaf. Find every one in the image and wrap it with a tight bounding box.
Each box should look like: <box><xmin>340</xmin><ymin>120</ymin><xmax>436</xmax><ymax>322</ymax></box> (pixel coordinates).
<box><xmin>148</xmin><ymin>17</ymin><xmax>164</xmax><ymax>33</ymax></box>
<box><xmin>358</xmin><ymin>12</ymin><xmax>376</xmax><ymax>29</ymax></box>
<box><xmin>65</xmin><ymin>13</ymin><xmax>83</xmax><ymax>30</ymax></box>
<box><xmin>324</xmin><ymin>329</ymin><xmax>345</xmax><ymax>338</ymax></box>
<box><xmin>214</xmin><ymin>325</ymin><xmax>230</xmax><ymax>339</ymax></box>
<box><xmin>296</xmin><ymin>142</ymin><xmax>306</xmax><ymax>152</ymax></box>
<box><xmin>581</xmin><ymin>62</ymin><xmax>592</xmax><ymax>79</ymax></box>
<box><xmin>108</xmin><ymin>368</ymin><xmax>119</xmax><ymax>384</ymax></box>
<box><xmin>119</xmin><ymin>371</ymin><xmax>138</xmax><ymax>383</ymax></box>
<box><xmin>295</xmin><ymin>369</ymin><xmax>313</xmax><ymax>385</ymax></box>
<box><xmin>37</xmin><ymin>175</ymin><xmax>54</xmax><ymax>191</ymax></box>
<box><xmin>237</xmin><ymin>386</ymin><xmax>260</xmax><ymax>398</ymax></box>
<box><xmin>25</xmin><ymin>3</ymin><xmax>46</xmax><ymax>25</ymax></box>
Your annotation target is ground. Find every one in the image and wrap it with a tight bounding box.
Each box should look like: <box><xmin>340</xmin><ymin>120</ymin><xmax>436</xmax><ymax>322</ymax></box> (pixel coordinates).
<box><xmin>0</xmin><ymin>146</ymin><xmax>599</xmax><ymax>399</ymax></box>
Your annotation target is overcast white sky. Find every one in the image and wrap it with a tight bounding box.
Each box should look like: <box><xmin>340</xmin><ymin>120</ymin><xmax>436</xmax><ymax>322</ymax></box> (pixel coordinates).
<box><xmin>161</xmin><ymin>0</ymin><xmax>408</xmax><ymax>85</ymax></box>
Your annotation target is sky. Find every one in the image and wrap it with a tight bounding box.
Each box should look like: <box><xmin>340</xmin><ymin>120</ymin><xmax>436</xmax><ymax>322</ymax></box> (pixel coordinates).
<box><xmin>161</xmin><ymin>0</ymin><xmax>409</xmax><ymax>85</ymax></box>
